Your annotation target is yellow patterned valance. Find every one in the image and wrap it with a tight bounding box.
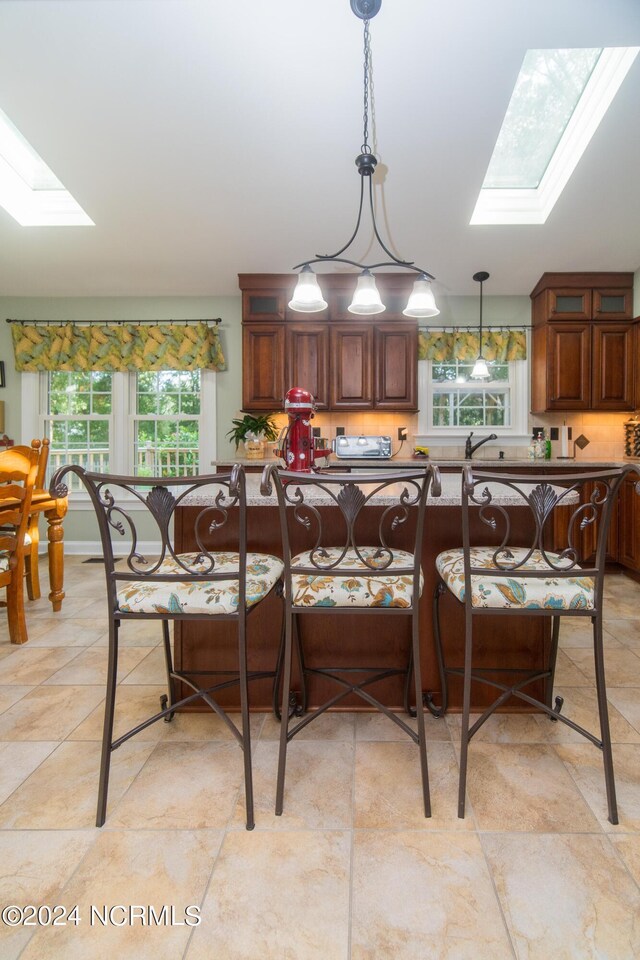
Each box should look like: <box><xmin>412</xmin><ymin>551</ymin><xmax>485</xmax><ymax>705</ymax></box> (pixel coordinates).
<box><xmin>11</xmin><ymin>321</ymin><xmax>226</xmax><ymax>373</ymax></box>
<box><xmin>418</xmin><ymin>329</ymin><xmax>527</xmax><ymax>363</ymax></box>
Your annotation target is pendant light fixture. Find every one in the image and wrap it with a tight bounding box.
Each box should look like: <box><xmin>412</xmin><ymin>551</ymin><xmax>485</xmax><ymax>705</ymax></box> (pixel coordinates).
<box><xmin>470</xmin><ymin>270</ymin><xmax>490</xmax><ymax>380</ymax></box>
<box><xmin>288</xmin><ymin>0</ymin><xmax>439</xmax><ymax>319</ymax></box>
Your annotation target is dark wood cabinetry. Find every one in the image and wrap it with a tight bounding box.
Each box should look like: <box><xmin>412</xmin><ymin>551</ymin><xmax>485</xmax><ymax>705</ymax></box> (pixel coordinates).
<box><xmin>242</xmin><ymin>324</ymin><xmax>285</xmax><ymax>410</ymax></box>
<box><xmin>239</xmin><ymin>274</ymin><xmax>419</xmax><ymax>412</ymax></box>
<box><xmin>530</xmin><ymin>272</ymin><xmax>634</xmax><ymax>413</ymax></box>
<box><xmin>619</xmin><ymin>472</ymin><xmax>640</xmax><ymax>572</ymax></box>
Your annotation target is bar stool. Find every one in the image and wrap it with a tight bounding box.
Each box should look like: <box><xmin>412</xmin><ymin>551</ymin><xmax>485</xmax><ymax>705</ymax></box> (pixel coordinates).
<box><xmin>261</xmin><ymin>464</ymin><xmax>441</xmax><ymax>819</ymax></box>
<box><xmin>49</xmin><ymin>463</ymin><xmax>284</xmax><ymax>830</ymax></box>
<box><xmin>433</xmin><ymin>464</ymin><xmax>639</xmax><ymax>823</ymax></box>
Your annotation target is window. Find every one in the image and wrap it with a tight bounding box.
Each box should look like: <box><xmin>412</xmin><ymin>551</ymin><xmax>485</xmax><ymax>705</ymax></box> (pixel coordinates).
<box><xmin>23</xmin><ymin>368</ymin><xmax>216</xmax><ymax>493</ymax></box>
<box><xmin>431</xmin><ymin>359</ymin><xmax>511</xmax><ymax>429</ymax></box>
<box><xmin>134</xmin><ymin>371</ymin><xmax>201</xmax><ymax>477</ymax></box>
<box><xmin>418</xmin><ymin>352</ymin><xmax>529</xmax><ymax>442</ymax></box>
<box><xmin>470</xmin><ymin>46</ymin><xmax>639</xmax><ymax>225</ymax></box>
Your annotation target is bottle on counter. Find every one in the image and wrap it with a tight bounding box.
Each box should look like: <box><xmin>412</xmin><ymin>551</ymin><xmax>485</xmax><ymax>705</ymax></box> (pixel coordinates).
<box><xmin>545</xmin><ymin>431</ymin><xmax>552</xmax><ymax>460</ymax></box>
<box><xmin>527</xmin><ymin>433</ymin><xmax>537</xmax><ymax>460</ymax></box>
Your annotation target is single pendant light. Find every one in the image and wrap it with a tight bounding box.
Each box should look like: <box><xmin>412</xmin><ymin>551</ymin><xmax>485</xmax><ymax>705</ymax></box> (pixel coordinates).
<box><xmin>470</xmin><ymin>270</ymin><xmax>491</xmax><ymax>380</ymax></box>
<box><xmin>289</xmin><ymin>0</ymin><xmax>438</xmax><ymax>319</ymax></box>
<box><xmin>288</xmin><ymin>264</ymin><xmax>328</xmax><ymax>312</ymax></box>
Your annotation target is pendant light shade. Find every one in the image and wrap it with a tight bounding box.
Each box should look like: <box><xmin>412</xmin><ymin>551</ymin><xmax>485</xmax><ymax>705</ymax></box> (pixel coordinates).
<box><xmin>470</xmin><ymin>269</ymin><xmax>491</xmax><ymax>380</ymax></box>
<box><xmin>470</xmin><ymin>356</ymin><xmax>490</xmax><ymax>379</ymax></box>
<box><xmin>290</xmin><ymin>3</ymin><xmax>438</xmax><ymax>321</ymax></box>
<box><xmin>288</xmin><ymin>265</ymin><xmax>328</xmax><ymax>313</ymax></box>
<box><xmin>403</xmin><ymin>276</ymin><xmax>440</xmax><ymax>318</ymax></box>
<box><xmin>348</xmin><ymin>271</ymin><xmax>386</xmax><ymax>315</ymax></box>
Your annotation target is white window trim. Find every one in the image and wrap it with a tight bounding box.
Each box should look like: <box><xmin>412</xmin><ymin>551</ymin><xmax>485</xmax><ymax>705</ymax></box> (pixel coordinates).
<box><xmin>415</xmin><ymin>335</ymin><xmax>530</xmax><ymax>446</ymax></box>
<box><xmin>21</xmin><ymin>368</ymin><xmax>217</xmax><ymax>509</ymax></box>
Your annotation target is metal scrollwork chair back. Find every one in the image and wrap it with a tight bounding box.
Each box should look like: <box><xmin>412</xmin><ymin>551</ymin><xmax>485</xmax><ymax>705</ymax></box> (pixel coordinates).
<box><xmin>261</xmin><ymin>463</ymin><xmax>441</xmax><ymax>820</ymax></box>
<box><xmin>49</xmin><ymin>463</ymin><xmax>284</xmax><ymax>830</ymax></box>
<box><xmin>434</xmin><ymin>464</ymin><xmax>640</xmax><ymax>823</ymax></box>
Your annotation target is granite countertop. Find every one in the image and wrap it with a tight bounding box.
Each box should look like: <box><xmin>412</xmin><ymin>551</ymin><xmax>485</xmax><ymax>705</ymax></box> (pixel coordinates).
<box><xmin>212</xmin><ymin>456</ymin><xmax>628</xmax><ymax>469</ymax></box>
<box><xmin>185</xmin><ymin>472</ymin><xmax>580</xmax><ymax>508</ymax></box>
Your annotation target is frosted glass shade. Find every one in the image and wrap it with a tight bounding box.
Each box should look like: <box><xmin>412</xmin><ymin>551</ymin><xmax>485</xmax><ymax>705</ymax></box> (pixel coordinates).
<box><xmin>470</xmin><ymin>356</ymin><xmax>490</xmax><ymax>379</ymax></box>
<box><xmin>403</xmin><ymin>277</ymin><xmax>440</xmax><ymax>318</ymax></box>
<box><xmin>288</xmin><ymin>267</ymin><xmax>328</xmax><ymax>313</ymax></box>
<box><xmin>348</xmin><ymin>273</ymin><xmax>385</xmax><ymax>315</ymax></box>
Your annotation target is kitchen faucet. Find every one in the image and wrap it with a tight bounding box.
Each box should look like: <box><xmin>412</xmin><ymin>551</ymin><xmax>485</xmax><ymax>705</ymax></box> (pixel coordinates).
<box><xmin>464</xmin><ymin>431</ymin><xmax>498</xmax><ymax>460</ymax></box>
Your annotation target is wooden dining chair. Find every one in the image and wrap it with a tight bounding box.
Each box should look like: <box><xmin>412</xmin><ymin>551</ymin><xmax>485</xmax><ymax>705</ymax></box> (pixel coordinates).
<box><xmin>49</xmin><ymin>462</ymin><xmax>284</xmax><ymax>830</ymax></box>
<box><xmin>0</xmin><ymin>446</ymin><xmax>39</xmax><ymax>644</ymax></box>
<box><xmin>0</xmin><ymin>439</ymin><xmax>50</xmax><ymax>602</ymax></box>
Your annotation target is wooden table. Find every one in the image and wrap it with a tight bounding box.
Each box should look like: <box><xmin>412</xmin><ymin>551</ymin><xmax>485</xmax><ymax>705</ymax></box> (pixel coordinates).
<box><xmin>29</xmin><ymin>489</ymin><xmax>68</xmax><ymax>612</ymax></box>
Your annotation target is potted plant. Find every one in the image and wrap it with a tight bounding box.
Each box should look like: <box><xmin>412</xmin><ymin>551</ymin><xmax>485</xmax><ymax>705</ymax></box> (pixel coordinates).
<box><xmin>226</xmin><ymin>413</ymin><xmax>279</xmax><ymax>459</ymax></box>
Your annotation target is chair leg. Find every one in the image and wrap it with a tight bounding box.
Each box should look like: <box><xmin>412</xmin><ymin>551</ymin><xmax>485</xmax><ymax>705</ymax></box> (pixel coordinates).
<box><xmin>411</xmin><ymin>611</ymin><xmax>431</xmax><ymax>818</ymax></box>
<box><xmin>25</xmin><ymin>520</ymin><xmax>41</xmax><ymax>602</ymax></box>
<box><xmin>6</xmin><ymin>555</ymin><xmax>28</xmax><ymax>644</ymax></box>
<box><xmin>458</xmin><ymin>607</ymin><xmax>474</xmax><ymax>819</ymax></box>
<box><xmin>271</xmin><ymin>600</ymin><xmax>287</xmax><ymax>721</ymax></box>
<box><xmin>293</xmin><ymin>613</ymin><xmax>307</xmax><ymax>716</ymax></box>
<box><xmin>238</xmin><ymin>613</ymin><xmax>254</xmax><ymax>831</ymax></box>
<box><xmin>96</xmin><ymin>618</ymin><xmax>119</xmax><ymax>827</ymax></box>
<box><xmin>160</xmin><ymin>620</ymin><xmax>176</xmax><ymax>723</ymax></box>
<box><xmin>546</xmin><ymin>615</ymin><xmax>563</xmax><ymax>720</ymax></box>
<box><xmin>275</xmin><ymin>611</ymin><xmax>294</xmax><ymax>816</ymax></box>
<box><xmin>593</xmin><ymin>613</ymin><xmax>618</xmax><ymax>825</ymax></box>
<box><xmin>430</xmin><ymin>580</ymin><xmax>448</xmax><ymax>717</ymax></box>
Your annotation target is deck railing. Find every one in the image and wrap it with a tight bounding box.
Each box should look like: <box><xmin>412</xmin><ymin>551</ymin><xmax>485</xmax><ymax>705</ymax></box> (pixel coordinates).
<box><xmin>47</xmin><ymin>447</ymin><xmax>199</xmax><ymax>490</ymax></box>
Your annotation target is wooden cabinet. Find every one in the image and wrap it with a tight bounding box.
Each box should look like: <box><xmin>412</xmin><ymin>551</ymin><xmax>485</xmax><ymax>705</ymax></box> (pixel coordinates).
<box><xmin>530</xmin><ymin>272</ymin><xmax>634</xmax><ymax>413</ymax></box>
<box><xmin>285</xmin><ymin>324</ymin><xmax>329</xmax><ymax>410</ymax></box>
<box><xmin>239</xmin><ymin>274</ymin><xmax>419</xmax><ymax>412</ymax></box>
<box><xmin>374</xmin><ymin>324</ymin><xmax>418</xmax><ymax>410</ymax></box>
<box><xmin>618</xmin><ymin>473</ymin><xmax>640</xmax><ymax>571</ymax></box>
<box><xmin>329</xmin><ymin>325</ymin><xmax>373</xmax><ymax>409</ymax></box>
<box><xmin>592</xmin><ymin>323</ymin><xmax>635</xmax><ymax>409</ymax></box>
<box><xmin>242</xmin><ymin>324</ymin><xmax>285</xmax><ymax>410</ymax></box>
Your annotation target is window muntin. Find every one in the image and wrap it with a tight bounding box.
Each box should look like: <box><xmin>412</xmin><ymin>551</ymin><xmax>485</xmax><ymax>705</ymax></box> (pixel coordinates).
<box><xmin>46</xmin><ymin>371</ymin><xmax>112</xmax><ymax>485</ymax></box>
<box><xmin>134</xmin><ymin>370</ymin><xmax>201</xmax><ymax>476</ymax></box>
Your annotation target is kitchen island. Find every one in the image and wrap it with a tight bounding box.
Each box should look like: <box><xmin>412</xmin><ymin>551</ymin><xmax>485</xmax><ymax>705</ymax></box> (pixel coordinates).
<box><xmin>173</xmin><ymin>469</ymin><xmax>579</xmax><ymax>713</ymax></box>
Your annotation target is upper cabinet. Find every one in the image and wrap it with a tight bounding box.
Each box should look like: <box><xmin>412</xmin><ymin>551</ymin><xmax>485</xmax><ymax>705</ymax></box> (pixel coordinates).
<box><xmin>530</xmin><ymin>272</ymin><xmax>634</xmax><ymax>413</ymax></box>
<box><xmin>238</xmin><ymin>274</ymin><xmax>419</xmax><ymax>412</ymax></box>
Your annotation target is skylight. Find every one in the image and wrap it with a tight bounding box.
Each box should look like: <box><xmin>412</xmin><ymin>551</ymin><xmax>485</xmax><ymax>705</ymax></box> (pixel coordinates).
<box><xmin>0</xmin><ymin>107</ymin><xmax>94</xmax><ymax>226</ymax></box>
<box><xmin>470</xmin><ymin>46</ymin><xmax>639</xmax><ymax>225</ymax></box>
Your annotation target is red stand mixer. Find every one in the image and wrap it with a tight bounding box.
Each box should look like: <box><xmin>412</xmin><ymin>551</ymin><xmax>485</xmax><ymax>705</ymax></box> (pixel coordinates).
<box><xmin>275</xmin><ymin>387</ymin><xmax>331</xmax><ymax>472</ymax></box>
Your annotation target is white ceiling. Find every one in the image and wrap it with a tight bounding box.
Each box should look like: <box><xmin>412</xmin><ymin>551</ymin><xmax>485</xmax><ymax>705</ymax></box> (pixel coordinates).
<box><xmin>0</xmin><ymin>0</ymin><xmax>639</xmax><ymax>298</ymax></box>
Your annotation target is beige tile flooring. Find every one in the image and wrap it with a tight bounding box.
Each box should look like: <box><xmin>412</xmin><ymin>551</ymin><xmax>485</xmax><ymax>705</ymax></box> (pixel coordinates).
<box><xmin>0</xmin><ymin>557</ymin><xmax>639</xmax><ymax>958</ymax></box>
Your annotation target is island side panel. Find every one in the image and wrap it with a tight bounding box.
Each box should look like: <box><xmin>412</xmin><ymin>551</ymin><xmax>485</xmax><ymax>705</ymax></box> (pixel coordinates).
<box><xmin>173</xmin><ymin>498</ymin><xmax>550</xmax><ymax>712</ymax></box>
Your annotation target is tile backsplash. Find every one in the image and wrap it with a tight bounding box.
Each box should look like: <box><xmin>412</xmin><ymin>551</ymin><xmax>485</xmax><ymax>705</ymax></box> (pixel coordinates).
<box><xmin>258</xmin><ymin>410</ymin><xmax>630</xmax><ymax>461</ymax></box>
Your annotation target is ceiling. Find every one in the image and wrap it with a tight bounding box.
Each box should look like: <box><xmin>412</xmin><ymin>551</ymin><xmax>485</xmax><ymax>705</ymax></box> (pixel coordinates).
<box><xmin>0</xmin><ymin>0</ymin><xmax>639</xmax><ymax>299</ymax></box>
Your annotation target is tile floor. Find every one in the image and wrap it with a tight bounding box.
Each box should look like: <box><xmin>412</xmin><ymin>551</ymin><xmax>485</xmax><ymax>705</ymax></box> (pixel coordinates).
<box><xmin>0</xmin><ymin>557</ymin><xmax>639</xmax><ymax>958</ymax></box>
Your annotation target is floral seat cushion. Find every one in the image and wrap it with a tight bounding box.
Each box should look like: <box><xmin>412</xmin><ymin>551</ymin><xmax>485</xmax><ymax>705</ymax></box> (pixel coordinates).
<box><xmin>116</xmin><ymin>551</ymin><xmax>283</xmax><ymax>616</ymax></box>
<box><xmin>436</xmin><ymin>547</ymin><xmax>594</xmax><ymax>610</ymax></box>
<box><xmin>0</xmin><ymin>552</ymin><xmax>10</xmax><ymax>574</ymax></box>
<box><xmin>289</xmin><ymin>547</ymin><xmax>422</xmax><ymax>608</ymax></box>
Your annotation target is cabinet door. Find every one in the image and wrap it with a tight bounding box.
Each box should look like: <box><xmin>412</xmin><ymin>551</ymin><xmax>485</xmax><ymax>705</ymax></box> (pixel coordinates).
<box><xmin>545</xmin><ymin>323</ymin><xmax>591</xmax><ymax>410</ymax></box>
<box><xmin>548</xmin><ymin>288</ymin><xmax>592</xmax><ymax>320</ymax></box>
<box><xmin>374</xmin><ymin>324</ymin><xmax>417</xmax><ymax>410</ymax></box>
<box><xmin>593</xmin><ymin>288</ymin><xmax>633</xmax><ymax>321</ymax></box>
<box><xmin>592</xmin><ymin>323</ymin><xmax>635</xmax><ymax>410</ymax></box>
<box><xmin>329</xmin><ymin>325</ymin><xmax>373</xmax><ymax>409</ymax></box>
<box><xmin>285</xmin><ymin>324</ymin><xmax>329</xmax><ymax>409</ymax></box>
<box><xmin>242</xmin><ymin>289</ymin><xmax>286</xmax><ymax>322</ymax></box>
<box><xmin>619</xmin><ymin>473</ymin><xmax>640</xmax><ymax>571</ymax></box>
<box><xmin>242</xmin><ymin>325</ymin><xmax>285</xmax><ymax>410</ymax></box>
